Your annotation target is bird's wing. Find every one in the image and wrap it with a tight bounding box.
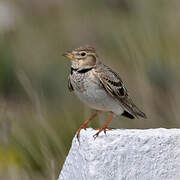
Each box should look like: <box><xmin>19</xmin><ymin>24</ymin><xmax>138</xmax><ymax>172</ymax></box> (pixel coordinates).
<box><xmin>68</xmin><ymin>76</ymin><xmax>74</xmax><ymax>92</ymax></box>
<box><xmin>95</xmin><ymin>64</ymin><xmax>146</xmax><ymax>118</ymax></box>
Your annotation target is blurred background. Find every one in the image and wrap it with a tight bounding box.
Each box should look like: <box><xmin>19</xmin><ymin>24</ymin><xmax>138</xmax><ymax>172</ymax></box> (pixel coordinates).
<box><xmin>0</xmin><ymin>0</ymin><xmax>180</xmax><ymax>179</ymax></box>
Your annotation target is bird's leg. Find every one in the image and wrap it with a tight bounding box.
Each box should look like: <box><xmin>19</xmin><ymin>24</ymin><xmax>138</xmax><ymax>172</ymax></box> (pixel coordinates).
<box><xmin>93</xmin><ymin>113</ymin><xmax>114</xmax><ymax>139</ymax></box>
<box><xmin>76</xmin><ymin>111</ymin><xmax>99</xmax><ymax>141</ymax></box>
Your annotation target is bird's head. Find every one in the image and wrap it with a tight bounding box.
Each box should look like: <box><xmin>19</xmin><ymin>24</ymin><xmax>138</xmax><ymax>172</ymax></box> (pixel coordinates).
<box><xmin>62</xmin><ymin>45</ymin><xmax>100</xmax><ymax>69</ymax></box>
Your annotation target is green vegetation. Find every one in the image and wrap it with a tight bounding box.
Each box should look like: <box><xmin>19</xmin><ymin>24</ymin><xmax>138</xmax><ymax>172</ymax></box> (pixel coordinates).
<box><xmin>0</xmin><ymin>0</ymin><xmax>180</xmax><ymax>179</ymax></box>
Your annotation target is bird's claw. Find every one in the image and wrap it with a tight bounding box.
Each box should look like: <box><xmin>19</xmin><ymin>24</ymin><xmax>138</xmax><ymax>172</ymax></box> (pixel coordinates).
<box><xmin>84</xmin><ymin>125</ymin><xmax>88</xmax><ymax>130</ymax></box>
<box><xmin>93</xmin><ymin>132</ymin><xmax>99</xmax><ymax>139</ymax></box>
<box><xmin>76</xmin><ymin>133</ymin><xmax>80</xmax><ymax>143</ymax></box>
<box><xmin>93</xmin><ymin>127</ymin><xmax>112</xmax><ymax>139</ymax></box>
<box><xmin>93</xmin><ymin>128</ymin><xmax>105</xmax><ymax>139</ymax></box>
<box><xmin>76</xmin><ymin>124</ymin><xmax>89</xmax><ymax>143</ymax></box>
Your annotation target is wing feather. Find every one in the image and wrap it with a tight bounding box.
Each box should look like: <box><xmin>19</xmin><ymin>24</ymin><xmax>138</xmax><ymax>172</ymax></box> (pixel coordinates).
<box><xmin>95</xmin><ymin>64</ymin><xmax>146</xmax><ymax>118</ymax></box>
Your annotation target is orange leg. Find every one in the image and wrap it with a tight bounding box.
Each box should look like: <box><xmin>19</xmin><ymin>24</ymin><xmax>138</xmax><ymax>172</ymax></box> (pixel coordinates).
<box><xmin>93</xmin><ymin>113</ymin><xmax>114</xmax><ymax>139</ymax></box>
<box><xmin>76</xmin><ymin>111</ymin><xmax>99</xmax><ymax>141</ymax></box>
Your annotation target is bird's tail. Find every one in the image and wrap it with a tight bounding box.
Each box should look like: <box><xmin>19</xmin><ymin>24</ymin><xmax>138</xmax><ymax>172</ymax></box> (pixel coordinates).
<box><xmin>132</xmin><ymin>105</ymin><xmax>147</xmax><ymax>118</ymax></box>
<box><xmin>121</xmin><ymin>97</ymin><xmax>147</xmax><ymax>119</ymax></box>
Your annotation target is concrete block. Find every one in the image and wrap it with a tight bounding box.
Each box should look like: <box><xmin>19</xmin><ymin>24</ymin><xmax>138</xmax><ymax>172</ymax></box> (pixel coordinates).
<box><xmin>59</xmin><ymin>128</ymin><xmax>180</xmax><ymax>180</ymax></box>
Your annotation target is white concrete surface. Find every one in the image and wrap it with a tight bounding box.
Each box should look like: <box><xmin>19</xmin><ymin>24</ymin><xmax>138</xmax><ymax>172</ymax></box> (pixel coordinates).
<box><xmin>59</xmin><ymin>128</ymin><xmax>180</xmax><ymax>180</ymax></box>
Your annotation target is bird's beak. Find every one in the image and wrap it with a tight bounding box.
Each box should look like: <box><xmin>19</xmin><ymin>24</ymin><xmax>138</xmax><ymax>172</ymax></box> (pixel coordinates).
<box><xmin>62</xmin><ymin>51</ymin><xmax>74</xmax><ymax>60</ymax></box>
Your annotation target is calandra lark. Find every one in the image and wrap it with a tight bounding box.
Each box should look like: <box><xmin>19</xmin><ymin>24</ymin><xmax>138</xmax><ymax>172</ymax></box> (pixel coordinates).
<box><xmin>62</xmin><ymin>45</ymin><xmax>146</xmax><ymax>140</ymax></box>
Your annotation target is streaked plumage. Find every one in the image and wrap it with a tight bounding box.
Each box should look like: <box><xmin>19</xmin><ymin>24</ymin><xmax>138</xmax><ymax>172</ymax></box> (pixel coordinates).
<box><xmin>62</xmin><ymin>45</ymin><xmax>146</xmax><ymax>139</ymax></box>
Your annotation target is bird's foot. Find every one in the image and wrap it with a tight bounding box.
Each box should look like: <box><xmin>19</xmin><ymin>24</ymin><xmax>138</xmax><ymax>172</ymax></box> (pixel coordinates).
<box><xmin>76</xmin><ymin>124</ymin><xmax>88</xmax><ymax>142</ymax></box>
<box><xmin>76</xmin><ymin>111</ymin><xmax>99</xmax><ymax>142</ymax></box>
<box><xmin>93</xmin><ymin>127</ymin><xmax>113</xmax><ymax>139</ymax></box>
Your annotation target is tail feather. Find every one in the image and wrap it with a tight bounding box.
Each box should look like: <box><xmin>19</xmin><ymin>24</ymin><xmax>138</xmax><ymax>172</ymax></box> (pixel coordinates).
<box><xmin>121</xmin><ymin>97</ymin><xmax>147</xmax><ymax>119</ymax></box>
<box><xmin>122</xmin><ymin>111</ymin><xmax>135</xmax><ymax>119</ymax></box>
<box><xmin>132</xmin><ymin>106</ymin><xmax>147</xmax><ymax>118</ymax></box>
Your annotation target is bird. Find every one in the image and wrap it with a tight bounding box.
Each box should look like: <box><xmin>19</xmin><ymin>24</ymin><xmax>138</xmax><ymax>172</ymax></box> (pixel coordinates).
<box><xmin>62</xmin><ymin>45</ymin><xmax>146</xmax><ymax>140</ymax></box>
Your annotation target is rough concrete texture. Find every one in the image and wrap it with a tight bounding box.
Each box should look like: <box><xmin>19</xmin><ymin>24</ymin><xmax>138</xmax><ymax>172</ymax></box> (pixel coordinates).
<box><xmin>59</xmin><ymin>128</ymin><xmax>180</xmax><ymax>180</ymax></box>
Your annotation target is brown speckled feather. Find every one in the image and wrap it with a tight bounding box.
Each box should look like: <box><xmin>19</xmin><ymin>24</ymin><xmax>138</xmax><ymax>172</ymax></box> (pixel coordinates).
<box><xmin>68</xmin><ymin>76</ymin><xmax>74</xmax><ymax>92</ymax></box>
<box><xmin>95</xmin><ymin>64</ymin><xmax>147</xmax><ymax>118</ymax></box>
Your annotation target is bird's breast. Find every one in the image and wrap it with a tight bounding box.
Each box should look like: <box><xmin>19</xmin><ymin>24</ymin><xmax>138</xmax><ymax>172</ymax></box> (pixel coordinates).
<box><xmin>70</xmin><ymin>72</ymin><xmax>123</xmax><ymax>114</ymax></box>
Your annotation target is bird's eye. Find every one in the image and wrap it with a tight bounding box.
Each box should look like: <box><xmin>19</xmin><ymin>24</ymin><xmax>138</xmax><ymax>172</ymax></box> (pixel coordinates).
<box><xmin>80</xmin><ymin>52</ymin><xmax>86</xmax><ymax>56</ymax></box>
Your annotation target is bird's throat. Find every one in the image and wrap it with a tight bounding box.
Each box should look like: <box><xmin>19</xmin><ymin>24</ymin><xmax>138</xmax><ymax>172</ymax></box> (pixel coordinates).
<box><xmin>71</xmin><ymin>67</ymin><xmax>93</xmax><ymax>74</ymax></box>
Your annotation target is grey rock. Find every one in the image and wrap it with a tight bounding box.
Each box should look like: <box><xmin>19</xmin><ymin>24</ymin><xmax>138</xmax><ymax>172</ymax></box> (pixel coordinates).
<box><xmin>59</xmin><ymin>128</ymin><xmax>180</xmax><ymax>180</ymax></box>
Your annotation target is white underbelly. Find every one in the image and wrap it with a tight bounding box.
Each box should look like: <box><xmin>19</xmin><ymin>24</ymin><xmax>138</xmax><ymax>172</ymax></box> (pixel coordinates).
<box><xmin>74</xmin><ymin>85</ymin><xmax>124</xmax><ymax>115</ymax></box>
